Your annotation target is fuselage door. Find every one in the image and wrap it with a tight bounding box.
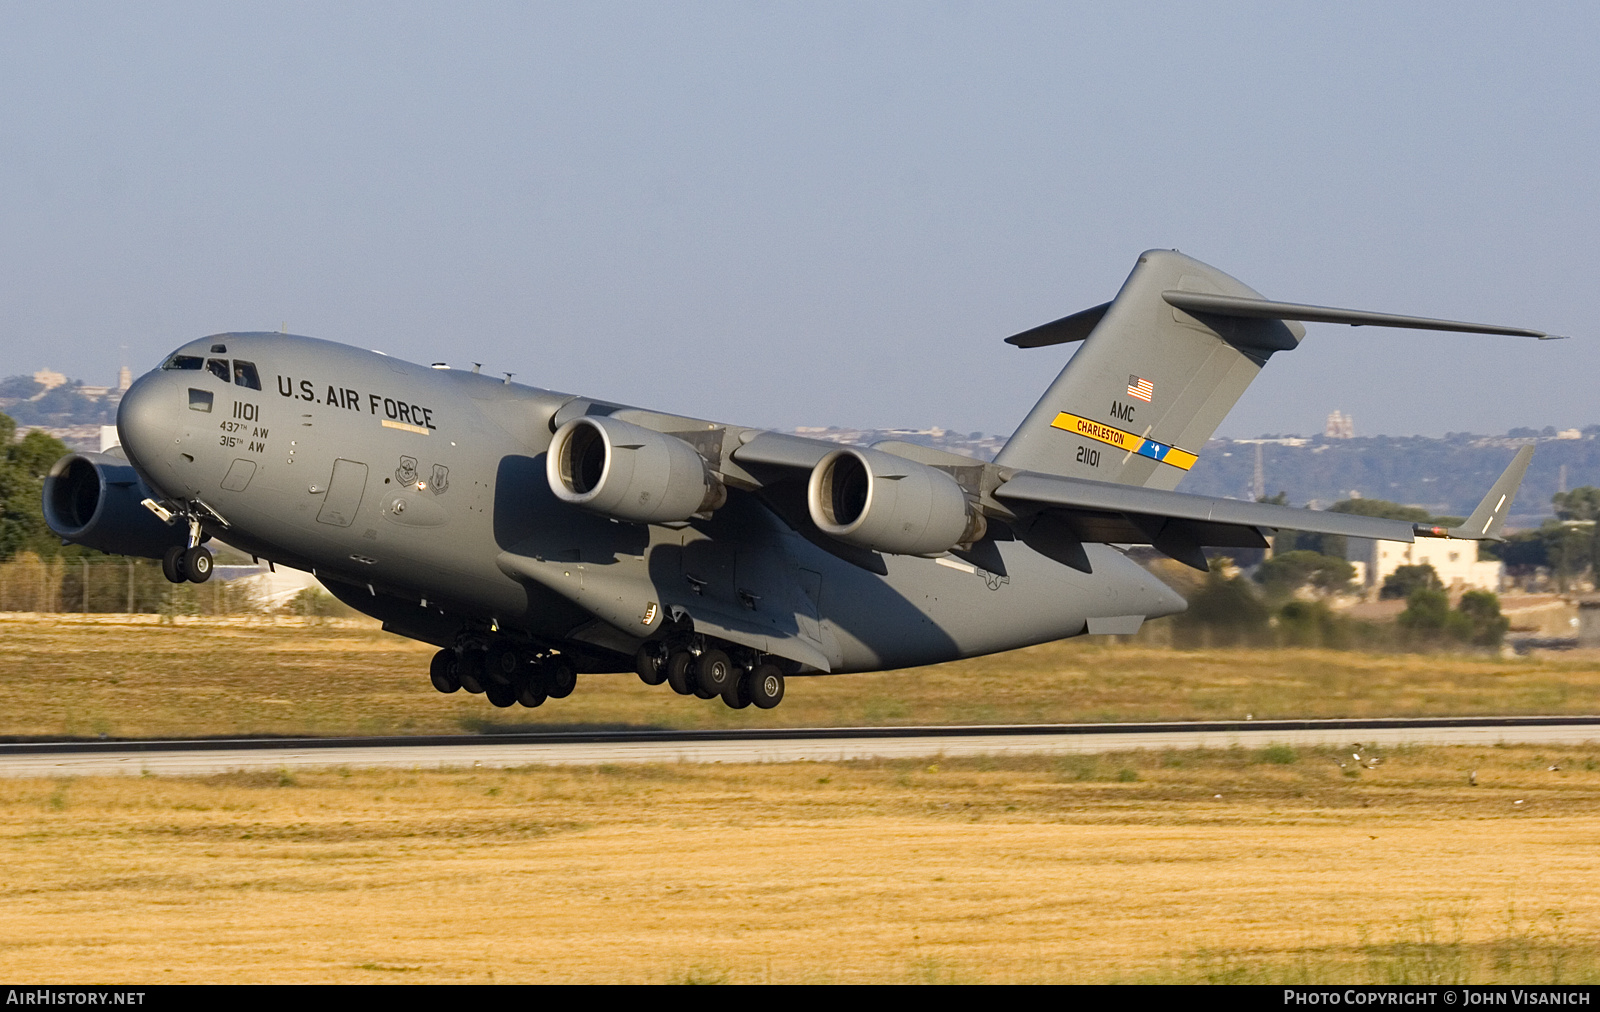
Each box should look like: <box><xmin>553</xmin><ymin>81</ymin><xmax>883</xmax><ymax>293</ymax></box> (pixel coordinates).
<box><xmin>316</xmin><ymin>459</ymin><xmax>369</xmax><ymax>527</ymax></box>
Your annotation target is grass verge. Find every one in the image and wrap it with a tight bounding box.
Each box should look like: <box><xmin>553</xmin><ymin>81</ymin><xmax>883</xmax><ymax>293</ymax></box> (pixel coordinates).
<box><xmin>0</xmin><ymin>744</ymin><xmax>1597</xmax><ymax>982</ymax></box>
<box><xmin>4</xmin><ymin>614</ymin><xmax>1600</xmax><ymax>740</ymax></box>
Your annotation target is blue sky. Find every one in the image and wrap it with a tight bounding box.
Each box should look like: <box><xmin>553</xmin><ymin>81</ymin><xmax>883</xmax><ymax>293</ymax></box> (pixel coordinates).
<box><xmin>2</xmin><ymin>3</ymin><xmax>1595</xmax><ymax>438</ymax></box>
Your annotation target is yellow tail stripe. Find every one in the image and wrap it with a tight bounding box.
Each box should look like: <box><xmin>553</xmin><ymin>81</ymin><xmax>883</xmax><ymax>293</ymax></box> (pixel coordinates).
<box><xmin>1050</xmin><ymin>411</ymin><xmax>1198</xmax><ymax>471</ymax></box>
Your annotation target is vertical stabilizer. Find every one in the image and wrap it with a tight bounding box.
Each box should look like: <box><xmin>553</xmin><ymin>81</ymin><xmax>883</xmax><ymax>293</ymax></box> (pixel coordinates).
<box><xmin>995</xmin><ymin>250</ymin><xmax>1304</xmax><ymax>490</ymax></box>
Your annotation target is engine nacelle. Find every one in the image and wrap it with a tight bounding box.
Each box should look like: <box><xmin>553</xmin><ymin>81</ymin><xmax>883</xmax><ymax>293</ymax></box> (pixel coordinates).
<box><xmin>807</xmin><ymin>446</ymin><xmax>986</xmax><ymax>556</ymax></box>
<box><xmin>42</xmin><ymin>452</ymin><xmax>189</xmax><ymax>559</ymax></box>
<box><xmin>547</xmin><ymin>416</ymin><xmax>725</xmax><ymax>524</ymax></box>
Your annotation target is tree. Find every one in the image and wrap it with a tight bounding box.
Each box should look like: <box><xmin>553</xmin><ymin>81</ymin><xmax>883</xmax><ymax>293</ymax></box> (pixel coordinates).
<box><xmin>1397</xmin><ymin>586</ymin><xmax>1471</xmax><ymax>641</ymax></box>
<box><xmin>1550</xmin><ymin>486</ymin><xmax>1600</xmax><ymax>589</ymax></box>
<box><xmin>1381</xmin><ymin>563</ymin><xmax>1442</xmax><ymax>600</ymax></box>
<box><xmin>1456</xmin><ymin>590</ymin><xmax>1510</xmax><ymax>647</ymax></box>
<box><xmin>1254</xmin><ymin>550</ymin><xmax>1356</xmax><ymax>600</ymax></box>
<box><xmin>1553</xmin><ymin>486</ymin><xmax>1600</xmax><ymax>522</ymax></box>
<box><xmin>1175</xmin><ymin>560</ymin><xmax>1271</xmax><ymax>647</ymax></box>
<box><xmin>0</xmin><ymin>412</ymin><xmax>70</xmax><ymax>562</ymax></box>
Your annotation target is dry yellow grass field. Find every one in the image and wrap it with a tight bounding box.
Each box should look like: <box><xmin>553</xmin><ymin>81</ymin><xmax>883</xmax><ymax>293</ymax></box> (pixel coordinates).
<box><xmin>1</xmin><ymin>746</ymin><xmax>1597</xmax><ymax>983</ymax></box>
<box><xmin>4</xmin><ymin>613</ymin><xmax>1600</xmax><ymax>739</ymax></box>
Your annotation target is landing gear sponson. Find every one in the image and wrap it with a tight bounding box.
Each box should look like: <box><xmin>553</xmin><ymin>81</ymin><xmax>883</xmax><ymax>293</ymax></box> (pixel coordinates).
<box><xmin>428</xmin><ymin>634</ymin><xmax>787</xmax><ymax>710</ymax></box>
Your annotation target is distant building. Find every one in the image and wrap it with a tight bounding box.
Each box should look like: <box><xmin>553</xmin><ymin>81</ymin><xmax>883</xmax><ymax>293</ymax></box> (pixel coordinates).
<box><xmin>1324</xmin><ymin>410</ymin><xmax>1355</xmax><ymax>439</ymax></box>
<box><xmin>1347</xmin><ymin>536</ymin><xmax>1502</xmax><ymax>596</ymax></box>
<box><xmin>32</xmin><ymin>369</ymin><xmax>67</xmax><ymax>391</ymax></box>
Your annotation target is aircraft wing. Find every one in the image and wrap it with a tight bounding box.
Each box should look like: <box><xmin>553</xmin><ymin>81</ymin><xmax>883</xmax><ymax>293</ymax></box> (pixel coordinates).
<box><xmin>729</xmin><ymin>431</ymin><xmax>840</xmax><ymax>472</ymax></box>
<box><xmin>993</xmin><ymin>445</ymin><xmax>1533</xmax><ymax>572</ymax></box>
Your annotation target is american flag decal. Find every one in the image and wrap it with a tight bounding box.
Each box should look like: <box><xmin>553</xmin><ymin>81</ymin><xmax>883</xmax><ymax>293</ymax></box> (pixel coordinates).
<box><xmin>1127</xmin><ymin>375</ymin><xmax>1153</xmax><ymax>402</ymax></box>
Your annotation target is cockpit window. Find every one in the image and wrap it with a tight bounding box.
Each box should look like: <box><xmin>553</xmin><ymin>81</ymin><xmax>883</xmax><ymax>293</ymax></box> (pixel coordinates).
<box><xmin>162</xmin><ymin>354</ymin><xmax>203</xmax><ymax>371</ymax></box>
<box><xmin>233</xmin><ymin>360</ymin><xmax>261</xmax><ymax>390</ymax></box>
<box><xmin>206</xmin><ymin>358</ymin><xmax>231</xmax><ymax>383</ymax></box>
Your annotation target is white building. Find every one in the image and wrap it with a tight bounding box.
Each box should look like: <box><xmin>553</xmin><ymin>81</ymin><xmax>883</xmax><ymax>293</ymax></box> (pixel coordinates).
<box><xmin>1347</xmin><ymin>537</ymin><xmax>1502</xmax><ymax>596</ymax></box>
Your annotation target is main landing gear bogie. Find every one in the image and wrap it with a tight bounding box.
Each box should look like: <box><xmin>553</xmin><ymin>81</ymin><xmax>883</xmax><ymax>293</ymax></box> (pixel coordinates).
<box><xmin>638</xmin><ymin>639</ymin><xmax>788</xmax><ymax>710</ymax></box>
<box><xmin>433</xmin><ymin>641</ymin><xmax>578</xmax><ymax>710</ymax></box>
<box><xmin>436</xmin><ymin>636</ymin><xmax>787</xmax><ymax>711</ymax></box>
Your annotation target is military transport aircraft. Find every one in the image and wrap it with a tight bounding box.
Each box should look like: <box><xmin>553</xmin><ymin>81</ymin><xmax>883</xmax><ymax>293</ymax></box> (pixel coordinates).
<box><xmin>43</xmin><ymin>250</ymin><xmax>1552</xmax><ymax>710</ymax></box>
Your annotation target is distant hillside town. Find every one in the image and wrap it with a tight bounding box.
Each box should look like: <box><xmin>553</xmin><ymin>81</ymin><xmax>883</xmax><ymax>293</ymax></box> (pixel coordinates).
<box><xmin>790</xmin><ymin>413</ymin><xmax>1596</xmax><ymax>524</ymax></box>
<box><xmin>0</xmin><ymin>366</ymin><xmax>133</xmax><ymax>450</ymax></box>
<box><xmin>6</xmin><ymin>371</ymin><xmax>1592</xmax><ymax>526</ymax></box>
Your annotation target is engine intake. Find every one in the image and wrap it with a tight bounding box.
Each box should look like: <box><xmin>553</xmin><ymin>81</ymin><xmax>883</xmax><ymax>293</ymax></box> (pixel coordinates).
<box><xmin>42</xmin><ymin>452</ymin><xmax>189</xmax><ymax>559</ymax></box>
<box><xmin>547</xmin><ymin>416</ymin><xmax>725</xmax><ymax>523</ymax></box>
<box><xmin>807</xmin><ymin>446</ymin><xmax>986</xmax><ymax>556</ymax></box>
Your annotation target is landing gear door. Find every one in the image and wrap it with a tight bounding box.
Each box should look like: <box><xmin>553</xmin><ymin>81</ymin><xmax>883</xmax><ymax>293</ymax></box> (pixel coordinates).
<box><xmin>316</xmin><ymin>459</ymin><xmax>369</xmax><ymax>527</ymax></box>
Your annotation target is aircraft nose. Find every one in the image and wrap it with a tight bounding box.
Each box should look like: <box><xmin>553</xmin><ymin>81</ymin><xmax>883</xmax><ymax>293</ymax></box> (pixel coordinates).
<box><xmin>116</xmin><ymin>371</ymin><xmax>179</xmax><ymax>477</ymax></box>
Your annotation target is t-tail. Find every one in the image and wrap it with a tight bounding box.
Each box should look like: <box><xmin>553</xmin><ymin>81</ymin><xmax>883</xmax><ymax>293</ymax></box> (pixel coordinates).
<box><xmin>994</xmin><ymin>249</ymin><xmax>1564</xmax><ymax>489</ymax></box>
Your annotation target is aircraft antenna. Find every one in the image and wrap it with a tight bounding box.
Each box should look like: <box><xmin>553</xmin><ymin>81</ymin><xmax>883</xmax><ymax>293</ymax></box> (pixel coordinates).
<box><xmin>472</xmin><ymin>363</ymin><xmax>482</xmax><ymax>374</ymax></box>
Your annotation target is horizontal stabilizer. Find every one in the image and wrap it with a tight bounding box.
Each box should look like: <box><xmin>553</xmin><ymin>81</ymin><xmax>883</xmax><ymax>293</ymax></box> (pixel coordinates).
<box><xmin>1162</xmin><ymin>291</ymin><xmax>1566</xmax><ymax>340</ymax></box>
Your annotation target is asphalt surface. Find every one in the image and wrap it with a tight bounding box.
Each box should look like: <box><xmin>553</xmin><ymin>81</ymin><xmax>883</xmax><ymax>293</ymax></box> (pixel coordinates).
<box><xmin>1</xmin><ymin>716</ymin><xmax>1597</xmax><ymax>777</ymax></box>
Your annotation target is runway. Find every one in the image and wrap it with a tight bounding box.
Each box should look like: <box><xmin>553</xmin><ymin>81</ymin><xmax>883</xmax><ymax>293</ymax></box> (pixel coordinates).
<box><xmin>1</xmin><ymin>716</ymin><xmax>1597</xmax><ymax>777</ymax></box>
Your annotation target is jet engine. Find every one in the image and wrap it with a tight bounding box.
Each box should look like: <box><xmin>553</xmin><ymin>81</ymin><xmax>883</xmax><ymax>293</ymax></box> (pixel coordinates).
<box><xmin>42</xmin><ymin>452</ymin><xmax>190</xmax><ymax>559</ymax></box>
<box><xmin>547</xmin><ymin>416</ymin><xmax>726</xmax><ymax>523</ymax></box>
<box><xmin>807</xmin><ymin>446</ymin><xmax>986</xmax><ymax>556</ymax></box>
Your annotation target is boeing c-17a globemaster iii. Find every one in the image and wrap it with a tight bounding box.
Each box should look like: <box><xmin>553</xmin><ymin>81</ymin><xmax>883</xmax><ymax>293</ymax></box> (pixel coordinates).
<box><xmin>43</xmin><ymin>251</ymin><xmax>1553</xmax><ymax>710</ymax></box>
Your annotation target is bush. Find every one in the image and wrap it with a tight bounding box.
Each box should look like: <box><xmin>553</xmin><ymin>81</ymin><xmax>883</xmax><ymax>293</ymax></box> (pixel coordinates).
<box><xmin>1397</xmin><ymin>587</ymin><xmax>1508</xmax><ymax>648</ymax></box>
<box><xmin>1381</xmin><ymin>563</ymin><xmax>1443</xmax><ymax>600</ymax></box>
<box><xmin>1276</xmin><ymin>599</ymin><xmax>1348</xmax><ymax>648</ymax></box>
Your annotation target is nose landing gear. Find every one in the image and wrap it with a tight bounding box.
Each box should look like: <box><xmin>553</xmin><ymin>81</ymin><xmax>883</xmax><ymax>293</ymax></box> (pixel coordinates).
<box><xmin>155</xmin><ymin>510</ymin><xmax>213</xmax><ymax>584</ymax></box>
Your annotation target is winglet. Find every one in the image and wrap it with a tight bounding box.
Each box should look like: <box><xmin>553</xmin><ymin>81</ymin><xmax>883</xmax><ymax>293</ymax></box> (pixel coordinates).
<box><xmin>1419</xmin><ymin>445</ymin><xmax>1534</xmax><ymax>542</ymax></box>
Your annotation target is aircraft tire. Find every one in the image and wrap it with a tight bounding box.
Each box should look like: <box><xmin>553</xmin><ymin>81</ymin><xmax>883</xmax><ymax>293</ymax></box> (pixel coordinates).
<box><xmin>634</xmin><ymin>645</ymin><xmax>666</xmax><ymax>686</ymax></box>
<box><xmin>183</xmin><ymin>547</ymin><xmax>213</xmax><ymax>583</ymax></box>
<box><xmin>746</xmin><ymin>664</ymin><xmax>785</xmax><ymax>710</ymax></box>
<box><xmin>458</xmin><ymin>651</ymin><xmax>487</xmax><ymax>694</ymax></box>
<box><xmin>695</xmin><ymin>649</ymin><xmax>735</xmax><ymax>699</ymax></box>
<box><xmin>184</xmin><ymin>546</ymin><xmax>213</xmax><ymax>584</ymax></box>
<box><xmin>721</xmin><ymin>670</ymin><xmax>751</xmax><ymax>710</ymax></box>
<box><xmin>161</xmin><ymin>546</ymin><xmax>186</xmax><ymax>584</ymax></box>
<box><xmin>665</xmin><ymin>651</ymin><xmax>696</xmax><ymax>696</ymax></box>
<box><xmin>515</xmin><ymin>672</ymin><xmax>548</xmax><ymax>708</ymax></box>
<box><xmin>484</xmin><ymin>682</ymin><xmax>517</xmax><ymax>708</ymax></box>
<box><xmin>487</xmin><ymin>643</ymin><xmax>521</xmax><ymax>685</ymax></box>
<box><xmin>546</xmin><ymin>656</ymin><xmax>577</xmax><ymax>699</ymax></box>
<box><xmin>429</xmin><ymin>649</ymin><xmax>460</xmax><ymax>693</ymax></box>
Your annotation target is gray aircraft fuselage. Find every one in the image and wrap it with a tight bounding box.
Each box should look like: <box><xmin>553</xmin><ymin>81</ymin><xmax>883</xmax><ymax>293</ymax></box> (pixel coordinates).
<box><xmin>114</xmin><ymin>333</ymin><xmax>1184</xmax><ymax>675</ymax></box>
